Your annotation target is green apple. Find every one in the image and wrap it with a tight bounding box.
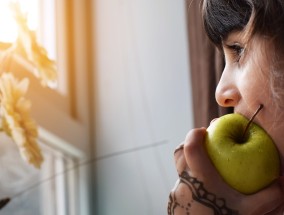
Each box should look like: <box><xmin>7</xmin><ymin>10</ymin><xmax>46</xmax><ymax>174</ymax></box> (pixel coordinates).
<box><xmin>205</xmin><ymin>113</ymin><xmax>280</xmax><ymax>194</ymax></box>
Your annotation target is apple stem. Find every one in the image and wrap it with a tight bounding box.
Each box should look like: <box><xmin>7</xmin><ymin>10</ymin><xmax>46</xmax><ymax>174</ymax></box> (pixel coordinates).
<box><xmin>241</xmin><ymin>104</ymin><xmax>264</xmax><ymax>141</ymax></box>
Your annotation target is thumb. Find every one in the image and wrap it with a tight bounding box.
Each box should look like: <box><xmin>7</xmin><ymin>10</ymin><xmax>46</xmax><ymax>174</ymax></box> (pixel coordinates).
<box><xmin>242</xmin><ymin>176</ymin><xmax>284</xmax><ymax>215</ymax></box>
<box><xmin>183</xmin><ymin>127</ymin><xmax>229</xmax><ymax>190</ymax></box>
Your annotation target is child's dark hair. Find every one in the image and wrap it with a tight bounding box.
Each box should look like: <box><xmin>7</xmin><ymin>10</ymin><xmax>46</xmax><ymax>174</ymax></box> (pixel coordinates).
<box><xmin>202</xmin><ymin>0</ymin><xmax>284</xmax><ymax>49</ymax></box>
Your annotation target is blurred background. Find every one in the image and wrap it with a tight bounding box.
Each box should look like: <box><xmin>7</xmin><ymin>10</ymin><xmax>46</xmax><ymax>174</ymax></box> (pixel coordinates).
<box><xmin>0</xmin><ymin>0</ymin><xmax>196</xmax><ymax>214</ymax></box>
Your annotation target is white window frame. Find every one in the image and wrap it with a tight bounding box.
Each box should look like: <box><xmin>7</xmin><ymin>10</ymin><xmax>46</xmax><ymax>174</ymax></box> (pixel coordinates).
<box><xmin>39</xmin><ymin>0</ymin><xmax>93</xmax><ymax>214</ymax></box>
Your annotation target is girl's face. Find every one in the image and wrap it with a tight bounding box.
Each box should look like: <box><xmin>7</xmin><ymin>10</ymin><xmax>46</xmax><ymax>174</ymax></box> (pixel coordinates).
<box><xmin>216</xmin><ymin>30</ymin><xmax>284</xmax><ymax>172</ymax></box>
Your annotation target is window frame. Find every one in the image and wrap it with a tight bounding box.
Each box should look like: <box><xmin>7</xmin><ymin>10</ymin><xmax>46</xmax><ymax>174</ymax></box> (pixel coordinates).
<box><xmin>39</xmin><ymin>0</ymin><xmax>94</xmax><ymax>214</ymax></box>
<box><xmin>0</xmin><ymin>0</ymin><xmax>94</xmax><ymax>214</ymax></box>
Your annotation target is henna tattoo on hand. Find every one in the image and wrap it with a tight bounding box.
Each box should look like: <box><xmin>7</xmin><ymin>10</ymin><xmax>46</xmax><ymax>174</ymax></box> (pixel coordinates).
<box><xmin>168</xmin><ymin>171</ymin><xmax>239</xmax><ymax>215</ymax></box>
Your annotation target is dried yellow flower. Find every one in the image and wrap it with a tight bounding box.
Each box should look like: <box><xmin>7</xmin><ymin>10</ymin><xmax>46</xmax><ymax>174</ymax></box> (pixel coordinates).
<box><xmin>10</xmin><ymin>2</ymin><xmax>57</xmax><ymax>87</ymax></box>
<box><xmin>0</xmin><ymin>73</ymin><xmax>43</xmax><ymax>168</ymax></box>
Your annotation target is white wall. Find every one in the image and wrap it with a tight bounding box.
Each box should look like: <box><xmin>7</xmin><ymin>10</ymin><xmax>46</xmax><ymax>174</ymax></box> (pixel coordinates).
<box><xmin>93</xmin><ymin>0</ymin><xmax>194</xmax><ymax>214</ymax></box>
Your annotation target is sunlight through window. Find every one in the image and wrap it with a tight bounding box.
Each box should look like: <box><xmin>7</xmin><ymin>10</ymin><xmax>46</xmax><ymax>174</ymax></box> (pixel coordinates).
<box><xmin>0</xmin><ymin>0</ymin><xmax>68</xmax><ymax>95</ymax></box>
<box><xmin>0</xmin><ymin>0</ymin><xmax>39</xmax><ymax>43</ymax></box>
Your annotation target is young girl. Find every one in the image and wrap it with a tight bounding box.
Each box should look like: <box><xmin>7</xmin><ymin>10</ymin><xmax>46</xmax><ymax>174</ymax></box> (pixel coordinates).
<box><xmin>168</xmin><ymin>0</ymin><xmax>284</xmax><ymax>214</ymax></box>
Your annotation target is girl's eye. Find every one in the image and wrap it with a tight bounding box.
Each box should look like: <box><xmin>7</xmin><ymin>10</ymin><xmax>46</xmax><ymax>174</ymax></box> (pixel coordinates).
<box><xmin>227</xmin><ymin>44</ymin><xmax>245</xmax><ymax>63</ymax></box>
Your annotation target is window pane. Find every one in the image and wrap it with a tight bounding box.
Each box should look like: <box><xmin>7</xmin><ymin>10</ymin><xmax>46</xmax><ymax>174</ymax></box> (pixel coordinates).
<box><xmin>0</xmin><ymin>0</ymin><xmax>40</xmax><ymax>43</ymax></box>
<box><xmin>38</xmin><ymin>0</ymin><xmax>56</xmax><ymax>61</ymax></box>
<box><xmin>0</xmin><ymin>0</ymin><xmax>56</xmax><ymax>59</ymax></box>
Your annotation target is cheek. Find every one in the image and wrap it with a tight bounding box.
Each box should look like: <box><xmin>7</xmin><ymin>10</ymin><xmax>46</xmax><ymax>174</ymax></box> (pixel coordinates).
<box><xmin>243</xmin><ymin>79</ymin><xmax>281</xmax><ymax>134</ymax></box>
<box><xmin>239</xmin><ymin>72</ymin><xmax>268</xmax><ymax>104</ymax></box>
<box><xmin>238</xmin><ymin>69</ymin><xmax>275</xmax><ymax>122</ymax></box>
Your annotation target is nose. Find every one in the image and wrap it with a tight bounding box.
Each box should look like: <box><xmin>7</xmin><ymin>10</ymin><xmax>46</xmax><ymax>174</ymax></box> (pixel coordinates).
<box><xmin>215</xmin><ymin>67</ymin><xmax>241</xmax><ymax>107</ymax></box>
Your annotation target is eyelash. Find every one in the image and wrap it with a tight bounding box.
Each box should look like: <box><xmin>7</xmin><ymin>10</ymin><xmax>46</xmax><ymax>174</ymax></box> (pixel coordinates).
<box><xmin>226</xmin><ymin>44</ymin><xmax>245</xmax><ymax>63</ymax></box>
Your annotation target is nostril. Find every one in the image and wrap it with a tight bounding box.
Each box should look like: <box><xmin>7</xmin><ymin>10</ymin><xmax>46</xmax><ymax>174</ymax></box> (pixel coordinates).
<box><xmin>224</xmin><ymin>99</ymin><xmax>234</xmax><ymax>106</ymax></box>
<box><xmin>215</xmin><ymin>85</ymin><xmax>241</xmax><ymax>107</ymax></box>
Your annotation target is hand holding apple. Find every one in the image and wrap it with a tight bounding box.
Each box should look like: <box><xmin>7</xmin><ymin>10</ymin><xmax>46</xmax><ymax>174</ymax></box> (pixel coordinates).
<box><xmin>205</xmin><ymin>105</ymin><xmax>280</xmax><ymax>194</ymax></box>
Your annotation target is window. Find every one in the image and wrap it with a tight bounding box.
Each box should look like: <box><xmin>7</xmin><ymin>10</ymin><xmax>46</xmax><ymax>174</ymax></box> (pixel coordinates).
<box><xmin>0</xmin><ymin>0</ymin><xmax>93</xmax><ymax>214</ymax></box>
<box><xmin>0</xmin><ymin>0</ymin><xmax>39</xmax><ymax>43</ymax></box>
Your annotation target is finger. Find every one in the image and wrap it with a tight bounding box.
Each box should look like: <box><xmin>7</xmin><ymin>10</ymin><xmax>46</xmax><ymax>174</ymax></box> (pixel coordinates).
<box><xmin>183</xmin><ymin>128</ymin><xmax>231</xmax><ymax>190</ymax></box>
<box><xmin>174</xmin><ymin>143</ymin><xmax>186</xmax><ymax>175</ymax></box>
<box><xmin>183</xmin><ymin>128</ymin><xmax>213</xmax><ymax>177</ymax></box>
<box><xmin>242</xmin><ymin>177</ymin><xmax>284</xmax><ymax>215</ymax></box>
